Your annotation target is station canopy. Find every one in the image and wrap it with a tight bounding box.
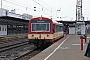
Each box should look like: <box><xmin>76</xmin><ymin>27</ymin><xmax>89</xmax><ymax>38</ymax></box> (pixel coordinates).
<box><xmin>0</xmin><ymin>16</ymin><xmax>28</xmax><ymax>25</ymax></box>
<box><xmin>57</xmin><ymin>20</ymin><xmax>90</xmax><ymax>26</ymax></box>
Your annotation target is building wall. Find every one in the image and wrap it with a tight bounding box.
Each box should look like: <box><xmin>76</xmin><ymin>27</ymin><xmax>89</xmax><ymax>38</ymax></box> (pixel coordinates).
<box><xmin>0</xmin><ymin>8</ymin><xmax>29</xmax><ymax>36</ymax></box>
<box><xmin>7</xmin><ymin>25</ymin><xmax>28</xmax><ymax>35</ymax></box>
<box><xmin>0</xmin><ymin>25</ymin><xmax>7</xmax><ymax>35</ymax></box>
<box><xmin>69</xmin><ymin>25</ymin><xmax>75</xmax><ymax>34</ymax></box>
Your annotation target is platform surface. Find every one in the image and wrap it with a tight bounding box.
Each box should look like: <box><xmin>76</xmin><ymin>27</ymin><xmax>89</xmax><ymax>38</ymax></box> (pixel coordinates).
<box><xmin>30</xmin><ymin>35</ymin><xmax>90</xmax><ymax>60</ymax></box>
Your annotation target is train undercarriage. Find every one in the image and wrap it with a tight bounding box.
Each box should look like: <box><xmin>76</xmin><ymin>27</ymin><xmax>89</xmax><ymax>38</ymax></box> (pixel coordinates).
<box><xmin>29</xmin><ymin>39</ymin><xmax>53</xmax><ymax>47</ymax></box>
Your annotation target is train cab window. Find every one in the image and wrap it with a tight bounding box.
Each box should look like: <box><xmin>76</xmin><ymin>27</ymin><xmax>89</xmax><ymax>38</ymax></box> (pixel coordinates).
<box><xmin>32</xmin><ymin>24</ymin><xmax>36</xmax><ymax>31</ymax></box>
<box><xmin>46</xmin><ymin>24</ymin><xmax>49</xmax><ymax>31</ymax></box>
<box><xmin>31</xmin><ymin>23</ymin><xmax>50</xmax><ymax>32</ymax></box>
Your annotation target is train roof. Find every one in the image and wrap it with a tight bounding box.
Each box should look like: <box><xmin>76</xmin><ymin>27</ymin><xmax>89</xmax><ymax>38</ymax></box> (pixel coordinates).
<box><xmin>31</xmin><ymin>17</ymin><xmax>52</xmax><ymax>20</ymax></box>
<box><xmin>30</xmin><ymin>16</ymin><xmax>63</xmax><ymax>26</ymax></box>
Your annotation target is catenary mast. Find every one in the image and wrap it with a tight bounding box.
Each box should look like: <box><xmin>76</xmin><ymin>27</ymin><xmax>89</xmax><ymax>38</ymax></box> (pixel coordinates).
<box><xmin>76</xmin><ymin>0</ymin><xmax>82</xmax><ymax>21</ymax></box>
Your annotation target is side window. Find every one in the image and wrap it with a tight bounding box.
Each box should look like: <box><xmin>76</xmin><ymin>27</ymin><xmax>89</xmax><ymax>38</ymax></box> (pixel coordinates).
<box><xmin>53</xmin><ymin>24</ymin><xmax>55</xmax><ymax>32</ymax></box>
<box><xmin>0</xmin><ymin>26</ymin><xmax>1</xmax><ymax>31</ymax></box>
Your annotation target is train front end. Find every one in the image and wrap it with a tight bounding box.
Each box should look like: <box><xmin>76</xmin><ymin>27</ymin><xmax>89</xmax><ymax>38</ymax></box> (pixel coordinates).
<box><xmin>28</xmin><ymin>17</ymin><xmax>53</xmax><ymax>47</ymax></box>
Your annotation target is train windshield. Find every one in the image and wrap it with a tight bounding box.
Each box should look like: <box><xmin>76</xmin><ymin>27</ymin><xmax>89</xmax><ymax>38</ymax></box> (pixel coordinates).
<box><xmin>31</xmin><ymin>23</ymin><xmax>50</xmax><ymax>32</ymax></box>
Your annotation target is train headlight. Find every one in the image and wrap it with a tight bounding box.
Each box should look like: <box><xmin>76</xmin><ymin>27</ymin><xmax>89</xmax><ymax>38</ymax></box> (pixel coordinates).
<box><xmin>32</xmin><ymin>35</ymin><xmax>34</xmax><ymax>37</ymax></box>
<box><xmin>47</xmin><ymin>35</ymin><xmax>49</xmax><ymax>37</ymax></box>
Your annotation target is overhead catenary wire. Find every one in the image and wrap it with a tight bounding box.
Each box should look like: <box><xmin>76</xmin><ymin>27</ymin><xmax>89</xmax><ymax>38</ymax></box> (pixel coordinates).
<box><xmin>38</xmin><ymin>0</ymin><xmax>59</xmax><ymax>12</ymax></box>
<box><xmin>32</xmin><ymin>0</ymin><xmax>59</xmax><ymax>17</ymax></box>
<box><xmin>7</xmin><ymin>0</ymin><xmax>57</xmax><ymax>17</ymax></box>
<box><xmin>2</xmin><ymin>0</ymin><xmax>39</xmax><ymax>17</ymax></box>
<box><xmin>3</xmin><ymin>0</ymin><xmax>33</xmax><ymax>10</ymax></box>
<box><xmin>2</xmin><ymin>0</ymin><xmax>59</xmax><ymax>18</ymax></box>
<box><xmin>4</xmin><ymin>0</ymin><xmax>51</xmax><ymax>15</ymax></box>
<box><xmin>32</xmin><ymin>0</ymin><xmax>51</xmax><ymax>12</ymax></box>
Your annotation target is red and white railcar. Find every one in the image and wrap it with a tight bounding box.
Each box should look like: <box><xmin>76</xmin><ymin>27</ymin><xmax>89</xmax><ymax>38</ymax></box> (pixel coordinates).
<box><xmin>28</xmin><ymin>17</ymin><xmax>64</xmax><ymax>47</ymax></box>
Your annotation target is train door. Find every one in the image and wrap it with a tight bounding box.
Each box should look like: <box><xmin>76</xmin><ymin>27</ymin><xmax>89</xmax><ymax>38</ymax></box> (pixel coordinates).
<box><xmin>0</xmin><ymin>25</ymin><xmax>7</xmax><ymax>35</ymax></box>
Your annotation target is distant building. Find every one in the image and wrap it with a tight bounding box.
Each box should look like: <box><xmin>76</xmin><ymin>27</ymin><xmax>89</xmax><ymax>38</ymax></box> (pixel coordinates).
<box><xmin>0</xmin><ymin>8</ymin><xmax>32</xmax><ymax>35</ymax></box>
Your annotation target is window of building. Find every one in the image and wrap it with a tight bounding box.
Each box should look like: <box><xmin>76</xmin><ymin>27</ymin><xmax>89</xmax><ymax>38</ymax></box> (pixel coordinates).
<box><xmin>2</xmin><ymin>27</ymin><xmax>4</xmax><ymax>31</ymax></box>
<box><xmin>5</xmin><ymin>27</ymin><xmax>7</xmax><ymax>31</ymax></box>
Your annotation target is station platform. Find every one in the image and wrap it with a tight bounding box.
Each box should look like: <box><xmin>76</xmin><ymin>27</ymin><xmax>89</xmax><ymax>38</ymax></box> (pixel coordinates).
<box><xmin>29</xmin><ymin>35</ymin><xmax>90</xmax><ymax>60</ymax></box>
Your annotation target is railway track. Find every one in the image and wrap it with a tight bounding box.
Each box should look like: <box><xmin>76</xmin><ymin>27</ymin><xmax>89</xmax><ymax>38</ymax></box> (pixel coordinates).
<box><xmin>0</xmin><ymin>35</ymin><xmax>27</xmax><ymax>49</ymax></box>
<box><xmin>0</xmin><ymin>34</ymin><xmax>43</xmax><ymax>60</ymax></box>
<box><xmin>0</xmin><ymin>40</ymin><xmax>39</xmax><ymax>60</ymax></box>
<box><xmin>0</xmin><ymin>41</ymin><xmax>27</xmax><ymax>49</ymax></box>
<box><xmin>13</xmin><ymin>47</ymin><xmax>40</xmax><ymax>60</ymax></box>
<box><xmin>0</xmin><ymin>41</ymin><xmax>28</xmax><ymax>53</ymax></box>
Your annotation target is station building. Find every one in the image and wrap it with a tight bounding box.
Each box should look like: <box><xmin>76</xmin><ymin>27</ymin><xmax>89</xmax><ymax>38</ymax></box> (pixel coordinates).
<box><xmin>0</xmin><ymin>8</ymin><xmax>32</xmax><ymax>35</ymax></box>
<box><xmin>57</xmin><ymin>20</ymin><xmax>90</xmax><ymax>35</ymax></box>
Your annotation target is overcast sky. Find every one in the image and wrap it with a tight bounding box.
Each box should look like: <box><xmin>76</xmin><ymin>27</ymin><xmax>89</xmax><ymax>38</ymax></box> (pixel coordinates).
<box><xmin>0</xmin><ymin>0</ymin><xmax>90</xmax><ymax>21</ymax></box>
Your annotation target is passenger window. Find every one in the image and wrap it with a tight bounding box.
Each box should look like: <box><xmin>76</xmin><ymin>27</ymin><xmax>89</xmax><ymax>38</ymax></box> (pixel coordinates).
<box><xmin>0</xmin><ymin>26</ymin><xmax>1</xmax><ymax>31</ymax></box>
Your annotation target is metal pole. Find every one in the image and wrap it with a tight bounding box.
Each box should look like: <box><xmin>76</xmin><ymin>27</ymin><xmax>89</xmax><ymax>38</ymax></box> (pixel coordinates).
<box><xmin>85</xmin><ymin>27</ymin><xmax>87</xmax><ymax>43</ymax></box>
<box><xmin>81</xmin><ymin>0</ymin><xmax>82</xmax><ymax>21</ymax></box>
<box><xmin>76</xmin><ymin>0</ymin><xmax>77</xmax><ymax>34</ymax></box>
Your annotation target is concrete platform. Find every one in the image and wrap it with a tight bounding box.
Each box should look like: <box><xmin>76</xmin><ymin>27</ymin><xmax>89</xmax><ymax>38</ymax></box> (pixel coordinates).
<box><xmin>29</xmin><ymin>35</ymin><xmax>90</xmax><ymax>60</ymax></box>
